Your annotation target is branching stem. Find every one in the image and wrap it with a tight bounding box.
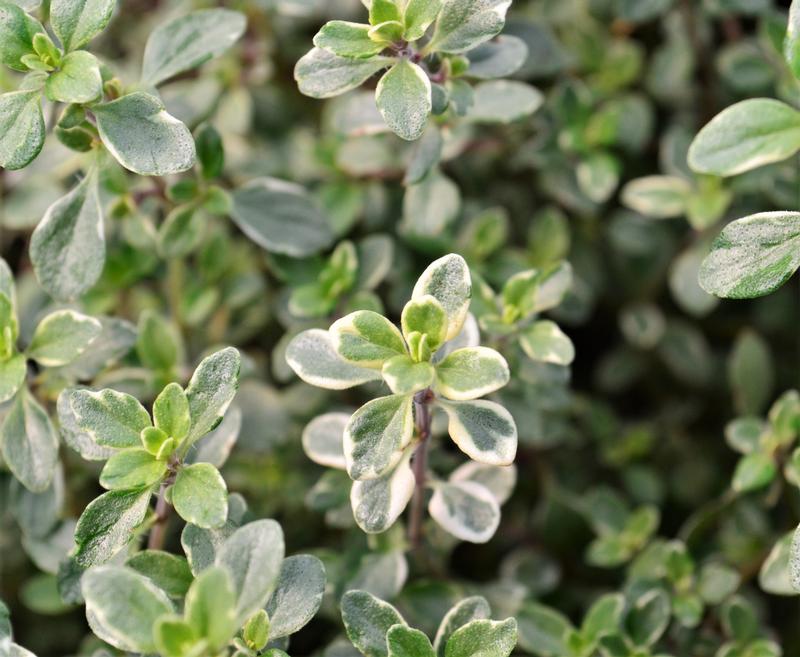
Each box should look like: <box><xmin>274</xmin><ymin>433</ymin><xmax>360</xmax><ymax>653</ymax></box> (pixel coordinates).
<box><xmin>147</xmin><ymin>481</ymin><xmax>171</xmax><ymax>550</ymax></box>
<box><xmin>408</xmin><ymin>388</ymin><xmax>434</xmax><ymax>548</ymax></box>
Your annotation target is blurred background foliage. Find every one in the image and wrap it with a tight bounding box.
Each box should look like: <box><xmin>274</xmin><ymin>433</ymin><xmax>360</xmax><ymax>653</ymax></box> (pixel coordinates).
<box><xmin>3</xmin><ymin>0</ymin><xmax>800</xmax><ymax>655</ymax></box>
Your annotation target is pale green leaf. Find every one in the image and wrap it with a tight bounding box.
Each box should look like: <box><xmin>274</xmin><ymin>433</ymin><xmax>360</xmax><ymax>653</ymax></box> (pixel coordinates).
<box><xmin>1</xmin><ymin>388</ymin><xmax>59</xmax><ymax>492</ymax></box>
<box><xmin>433</xmin><ymin>597</ymin><xmax>491</xmax><ymax>657</ymax></box>
<box><xmin>412</xmin><ymin>254</ymin><xmax>471</xmax><ymax>341</ymax></box>
<box><xmin>444</xmin><ymin>618</ymin><xmax>517</xmax><ymax>657</ymax></box>
<box><xmin>153</xmin><ymin>616</ymin><xmax>197</xmax><ymax>657</ymax></box>
<box><xmin>50</xmin><ymin>0</ymin><xmax>115</xmax><ymax>51</ymax></box>
<box><xmin>172</xmin><ymin>463</ymin><xmax>228</xmax><ymax>529</ymax></box>
<box><xmin>401</xmin><ymin>170</ymin><xmax>461</xmax><ymax>239</ymax></box>
<box><xmin>350</xmin><ymin>452</ymin><xmax>415</xmax><ymax>533</ymax></box>
<box><xmin>295</xmin><ymin>47</ymin><xmax>395</xmax><ymax>98</ymax></box>
<box><xmin>699</xmin><ymin>212</ymin><xmax>800</xmax><ymax>299</ymax></box>
<box><xmin>216</xmin><ymin>519</ymin><xmax>285</xmax><ymax>624</ymax></box>
<box><xmin>435</xmin><ymin>347</ymin><xmax>509</xmax><ymax>401</ymax></box>
<box><xmin>438</xmin><ymin>399</ymin><xmax>516</xmax><ymax>466</ymax></box>
<box><xmin>185</xmin><ymin>347</ymin><xmax>240</xmax><ymax>443</ymax></box>
<box><xmin>688</xmin><ymin>99</ymin><xmax>800</xmax><ymax>176</ymax></box>
<box><xmin>265</xmin><ymin>554</ymin><xmax>326</xmax><ymax>639</ymax></box>
<box><xmin>93</xmin><ymin>92</ymin><xmax>196</xmax><ymax>176</ymax></box>
<box><xmin>0</xmin><ymin>90</ymin><xmax>44</xmax><ymax>170</ymax></box>
<box><xmin>83</xmin><ymin>566</ymin><xmax>172</xmax><ymax>652</ymax></box>
<box><xmin>302</xmin><ymin>412</ymin><xmax>348</xmax><ymax>469</ymax></box>
<box><xmin>515</xmin><ymin>602</ymin><xmax>573</xmax><ymax>657</ymax></box>
<box><xmin>376</xmin><ymin>60</ymin><xmax>431</xmax><ymax>141</ymax></box>
<box><xmin>185</xmin><ymin>566</ymin><xmax>238</xmax><ymax>650</ymax></box>
<box><xmin>758</xmin><ymin>533</ymin><xmax>797</xmax><ymax>596</ymax></box>
<box><xmin>286</xmin><ymin>328</ymin><xmax>383</xmax><ymax>390</ymax></box>
<box><xmin>620</xmin><ymin>175</ymin><xmax>692</xmax><ymax>219</ymax></box>
<box><xmin>0</xmin><ymin>3</ymin><xmax>43</xmax><ymax>71</ymax></box>
<box><xmin>466</xmin><ymin>81</ymin><xmax>542</xmax><ymax>124</ymax></box>
<box><xmin>56</xmin><ymin>389</ymin><xmax>115</xmax><ymax>461</ymax></box>
<box><xmin>341</xmin><ymin>590</ymin><xmax>406</xmax><ymax>657</ymax></box>
<box><xmin>344</xmin><ymin>393</ymin><xmax>414</xmax><ymax>480</ymax></box>
<box><xmin>0</xmin><ymin>354</ymin><xmax>26</xmax><ymax>404</ymax></box>
<box><xmin>331</xmin><ymin>310</ymin><xmax>406</xmax><ymax>369</ymax></box>
<box><xmin>153</xmin><ymin>382</ymin><xmax>191</xmax><ymax>442</ymax></box>
<box><xmin>401</xmin><ymin>295</ymin><xmax>447</xmax><ymax>352</ymax></box>
<box><xmin>430</xmin><ymin>0</ymin><xmax>511</xmax><ymax>54</ymax></box>
<box><xmin>314</xmin><ymin>21</ymin><xmax>386</xmax><ymax>59</ymax></box>
<box><xmin>99</xmin><ymin>448</ymin><xmax>167</xmax><ymax>490</ymax></box>
<box><xmin>26</xmin><ymin>310</ymin><xmax>101</xmax><ymax>366</ymax></box>
<box><xmin>68</xmin><ymin>388</ymin><xmax>151</xmax><ymax>448</ymax></box>
<box><xmin>388</xmin><ymin>624</ymin><xmax>435</xmax><ymax>657</ymax></box>
<box><xmin>45</xmin><ymin>50</ymin><xmax>102</xmax><ymax>103</ymax></box>
<box><xmin>126</xmin><ymin>550</ymin><xmax>193</xmax><ymax>598</ymax></box>
<box><xmin>231</xmin><ymin>178</ymin><xmax>335</xmax><ymax>257</ymax></box>
<box><xmin>382</xmin><ymin>355</ymin><xmax>435</xmax><ymax>394</ymax></box>
<box><xmin>404</xmin><ymin>0</ymin><xmax>442</xmax><ymax>41</ymax></box>
<box><xmin>428</xmin><ymin>480</ymin><xmax>500</xmax><ymax>543</ymax></box>
<box><xmin>29</xmin><ymin>172</ymin><xmax>104</xmax><ymax>301</ymax></box>
<box><xmin>732</xmin><ymin>452</ymin><xmax>776</xmax><ymax>492</ymax></box>
<box><xmin>74</xmin><ymin>486</ymin><xmax>153</xmax><ymax>566</ymax></box>
<box><xmin>141</xmin><ymin>8</ymin><xmax>247</xmax><ymax>86</ymax></box>
<box><xmin>518</xmin><ymin>320</ymin><xmax>575</xmax><ymax>366</ymax></box>
<box><xmin>466</xmin><ymin>35</ymin><xmax>527</xmax><ymax>79</ymax></box>
<box><xmin>785</xmin><ymin>1</ymin><xmax>800</xmax><ymax>79</ymax></box>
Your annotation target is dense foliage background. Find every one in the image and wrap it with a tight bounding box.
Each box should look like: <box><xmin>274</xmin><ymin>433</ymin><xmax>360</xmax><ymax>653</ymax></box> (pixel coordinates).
<box><xmin>3</xmin><ymin>0</ymin><xmax>800</xmax><ymax>656</ymax></box>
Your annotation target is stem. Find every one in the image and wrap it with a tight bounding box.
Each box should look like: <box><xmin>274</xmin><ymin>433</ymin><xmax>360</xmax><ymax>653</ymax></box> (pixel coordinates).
<box><xmin>408</xmin><ymin>389</ymin><xmax>433</xmax><ymax>548</ymax></box>
<box><xmin>147</xmin><ymin>482</ymin><xmax>171</xmax><ymax>550</ymax></box>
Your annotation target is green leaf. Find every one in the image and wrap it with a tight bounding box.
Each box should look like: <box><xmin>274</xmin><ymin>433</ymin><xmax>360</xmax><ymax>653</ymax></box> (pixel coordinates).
<box><xmin>382</xmin><ymin>355</ymin><xmax>435</xmax><ymax>394</ymax></box>
<box><xmin>518</xmin><ymin>320</ymin><xmax>575</xmax><ymax>366</ymax></box>
<box><xmin>620</xmin><ymin>175</ymin><xmax>692</xmax><ymax>219</ymax></box>
<box><xmin>688</xmin><ymin>99</ymin><xmax>800</xmax><ymax>176</ymax></box>
<box><xmin>429</xmin><ymin>0</ymin><xmax>510</xmax><ymax>54</ymax></box>
<box><xmin>445</xmin><ymin>618</ymin><xmax>517</xmax><ymax>657</ymax></box>
<box><xmin>286</xmin><ymin>328</ymin><xmax>383</xmax><ymax>390</ymax></box>
<box><xmin>29</xmin><ymin>171</ymin><xmax>104</xmax><ymax>301</ymax></box>
<box><xmin>141</xmin><ymin>8</ymin><xmax>246</xmax><ymax>86</ymax></box>
<box><xmin>185</xmin><ymin>566</ymin><xmax>238</xmax><ymax>650</ymax></box>
<box><xmin>295</xmin><ymin>47</ymin><xmax>395</xmax><ymax>98</ymax></box>
<box><xmin>195</xmin><ymin>123</ymin><xmax>224</xmax><ymax>180</ymax></box>
<box><xmin>412</xmin><ymin>254</ymin><xmax>471</xmax><ymax>341</ymax></box>
<box><xmin>698</xmin><ymin>212</ymin><xmax>800</xmax><ymax>299</ymax></box>
<box><xmin>45</xmin><ymin>50</ymin><xmax>102</xmax><ymax>103</ymax></box>
<box><xmin>175</xmin><ymin>351</ymin><xmax>234</xmax><ymax>450</ymax></box>
<box><xmin>265</xmin><ymin>554</ymin><xmax>326</xmax><ymax>639</ymax></box>
<box><xmin>403</xmin><ymin>0</ymin><xmax>441</xmax><ymax>41</ymax></box>
<box><xmin>100</xmin><ymin>449</ymin><xmax>167</xmax><ymax>490</ymax></box>
<box><xmin>153</xmin><ymin>382</ymin><xmax>191</xmax><ymax>442</ymax></box>
<box><xmin>314</xmin><ymin>21</ymin><xmax>387</xmax><ymax>59</ymax></box>
<box><xmin>93</xmin><ymin>92</ymin><xmax>196</xmax><ymax>176</ymax></box>
<box><xmin>26</xmin><ymin>310</ymin><xmax>101</xmax><ymax>366</ymax></box>
<box><xmin>625</xmin><ymin>589</ymin><xmax>670</xmax><ymax>647</ymax></box>
<box><xmin>0</xmin><ymin>90</ymin><xmax>45</xmax><ymax>170</ymax></box>
<box><xmin>341</xmin><ymin>590</ymin><xmax>406</xmax><ymax>657</ymax></box>
<box><xmin>401</xmin><ymin>295</ymin><xmax>448</xmax><ymax>354</ymax></box>
<box><xmin>126</xmin><ymin>550</ymin><xmax>193</xmax><ymax>598</ymax></box>
<box><xmin>515</xmin><ymin>602</ymin><xmax>573</xmax><ymax>657</ymax></box>
<box><xmin>434</xmin><ymin>597</ymin><xmax>491</xmax><ymax>657</ymax></box>
<box><xmin>466</xmin><ymin>35</ymin><xmax>527</xmax><ymax>79</ymax></box>
<box><xmin>136</xmin><ymin>310</ymin><xmax>182</xmax><ymax>373</ymax></box>
<box><xmin>428</xmin><ymin>480</ymin><xmax>500</xmax><ymax>543</ymax></box>
<box><xmin>73</xmin><ymin>486</ymin><xmax>152</xmax><ymax>566</ymax></box>
<box><xmin>388</xmin><ymin>624</ymin><xmax>436</xmax><ymax>657</ymax></box>
<box><xmin>331</xmin><ymin>310</ymin><xmax>406</xmax><ymax>369</ymax></box>
<box><xmin>758</xmin><ymin>533</ymin><xmax>797</xmax><ymax>596</ymax></box>
<box><xmin>1</xmin><ymin>387</ymin><xmax>58</xmax><ymax>492</ymax></box>
<box><xmin>172</xmin><ymin>463</ymin><xmax>228</xmax><ymax>529</ymax></box>
<box><xmin>0</xmin><ymin>2</ymin><xmax>43</xmax><ymax>71</ymax></box>
<box><xmin>466</xmin><ymin>81</ymin><xmax>542</xmax><ymax>124</ymax></box>
<box><xmin>83</xmin><ymin>566</ymin><xmax>173</xmax><ymax>652</ymax></box>
<box><xmin>216</xmin><ymin>519</ymin><xmax>285</xmax><ymax>623</ymax></box>
<box><xmin>435</xmin><ymin>347</ymin><xmax>509</xmax><ymax>401</ymax></box>
<box><xmin>402</xmin><ymin>170</ymin><xmax>461</xmax><ymax>239</ymax></box>
<box><xmin>350</xmin><ymin>452</ymin><xmax>415</xmax><ymax>533</ymax></box>
<box><xmin>344</xmin><ymin>393</ymin><xmax>415</xmax><ymax>480</ymax></box>
<box><xmin>0</xmin><ymin>354</ymin><xmax>26</xmax><ymax>404</ymax></box>
<box><xmin>438</xmin><ymin>399</ymin><xmax>516</xmax><ymax>466</ymax></box>
<box><xmin>153</xmin><ymin>617</ymin><xmax>197</xmax><ymax>657</ymax></box>
<box><xmin>732</xmin><ymin>452</ymin><xmax>776</xmax><ymax>493</ymax></box>
<box><xmin>785</xmin><ymin>1</ymin><xmax>800</xmax><ymax>79</ymax></box>
<box><xmin>404</xmin><ymin>124</ymin><xmax>443</xmax><ymax>185</ymax></box>
<box><xmin>50</xmin><ymin>0</ymin><xmax>115</xmax><ymax>51</ymax></box>
<box><xmin>68</xmin><ymin>388</ymin><xmax>151</xmax><ymax>449</ymax></box>
<box><xmin>376</xmin><ymin>60</ymin><xmax>431</xmax><ymax>141</ymax></box>
<box><xmin>231</xmin><ymin>178</ymin><xmax>335</xmax><ymax>257</ymax></box>
<box><xmin>581</xmin><ymin>594</ymin><xmax>625</xmax><ymax>642</ymax></box>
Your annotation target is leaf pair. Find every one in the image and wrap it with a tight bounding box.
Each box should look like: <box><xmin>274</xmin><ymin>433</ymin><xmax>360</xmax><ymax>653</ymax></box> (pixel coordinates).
<box><xmin>62</xmin><ymin>348</ymin><xmax>241</xmax><ymax>568</ymax></box>
<box><xmin>341</xmin><ymin>590</ymin><xmax>517</xmax><ymax>657</ymax></box>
